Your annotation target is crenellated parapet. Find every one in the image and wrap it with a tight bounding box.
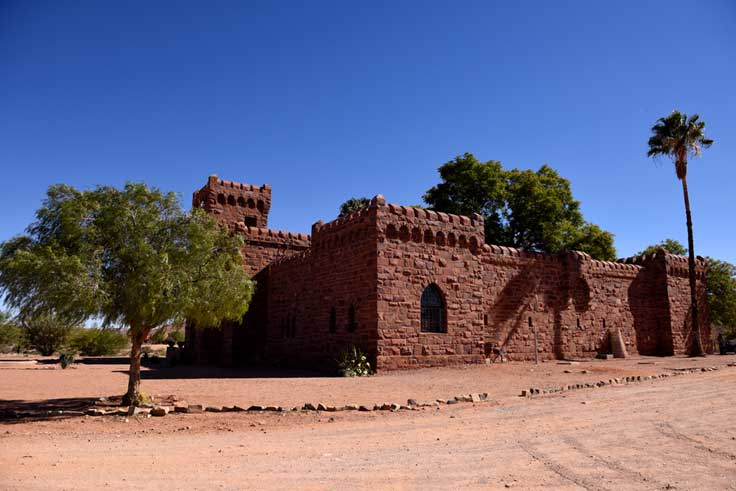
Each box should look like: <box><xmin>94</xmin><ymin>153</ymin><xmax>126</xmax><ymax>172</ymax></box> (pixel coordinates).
<box><xmin>193</xmin><ymin>174</ymin><xmax>272</xmax><ymax>229</ymax></box>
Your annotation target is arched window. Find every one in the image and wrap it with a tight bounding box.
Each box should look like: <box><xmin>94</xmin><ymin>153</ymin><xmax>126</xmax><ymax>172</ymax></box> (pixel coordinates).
<box><xmin>329</xmin><ymin>307</ymin><xmax>337</xmax><ymax>333</ymax></box>
<box><xmin>247</xmin><ymin>198</ymin><xmax>256</xmax><ymax>209</ymax></box>
<box><xmin>217</xmin><ymin>193</ymin><xmax>226</xmax><ymax>205</ymax></box>
<box><xmin>386</xmin><ymin>224</ymin><xmax>398</xmax><ymax>240</ymax></box>
<box><xmin>237</xmin><ymin>196</ymin><xmax>246</xmax><ymax>207</ymax></box>
<box><xmin>421</xmin><ymin>284</ymin><xmax>446</xmax><ymax>333</ymax></box>
<box><xmin>347</xmin><ymin>304</ymin><xmax>357</xmax><ymax>332</ymax></box>
<box><xmin>227</xmin><ymin>195</ymin><xmax>236</xmax><ymax>206</ymax></box>
<box><xmin>257</xmin><ymin>200</ymin><xmax>265</xmax><ymax>212</ymax></box>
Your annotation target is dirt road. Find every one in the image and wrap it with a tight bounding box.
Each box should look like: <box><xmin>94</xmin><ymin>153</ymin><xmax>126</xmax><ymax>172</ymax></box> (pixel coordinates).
<box><xmin>2</xmin><ymin>367</ymin><xmax>735</xmax><ymax>490</ymax></box>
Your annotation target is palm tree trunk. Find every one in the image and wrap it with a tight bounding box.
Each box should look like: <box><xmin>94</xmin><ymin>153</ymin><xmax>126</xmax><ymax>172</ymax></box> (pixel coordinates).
<box><xmin>681</xmin><ymin>176</ymin><xmax>704</xmax><ymax>356</ymax></box>
<box><xmin>122</xmin><ymin>327</ymin><xmax>148</xmax><ymax>406</ymax></box>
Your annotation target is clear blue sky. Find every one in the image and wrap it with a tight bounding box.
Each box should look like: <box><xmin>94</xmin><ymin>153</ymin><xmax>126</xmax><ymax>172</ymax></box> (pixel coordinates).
<box><xmin>1</xmin><ymin>1</ymin><xmax>734</xmax><ymax>263</ymax></box>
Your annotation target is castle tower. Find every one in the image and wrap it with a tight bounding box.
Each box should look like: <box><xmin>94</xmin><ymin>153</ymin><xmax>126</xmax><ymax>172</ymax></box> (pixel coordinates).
<box><xmin>192</xmin><ymin>174</ymin><xmax>272</xmax><ymax>228</ymax></box>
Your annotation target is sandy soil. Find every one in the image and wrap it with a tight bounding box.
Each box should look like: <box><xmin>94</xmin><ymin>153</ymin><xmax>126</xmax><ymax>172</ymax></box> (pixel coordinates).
<box><xmin>1</xmin><ymin>356</ymin><xmax>735</xmax><ymax>490</ymax></box>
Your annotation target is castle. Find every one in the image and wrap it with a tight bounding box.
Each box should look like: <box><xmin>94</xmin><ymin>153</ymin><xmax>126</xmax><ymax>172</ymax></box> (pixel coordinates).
<box><xmin>184</xmin><ymin>175</ymin><xmax>712</xmax><ymax>370</ymax></box>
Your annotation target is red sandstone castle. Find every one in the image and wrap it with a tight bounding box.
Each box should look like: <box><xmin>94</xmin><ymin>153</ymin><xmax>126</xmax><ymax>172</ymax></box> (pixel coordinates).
<box><xmin>185</xmin><ymin>175</ymin><xmax>711</xmax><ymax>370</ymax></box>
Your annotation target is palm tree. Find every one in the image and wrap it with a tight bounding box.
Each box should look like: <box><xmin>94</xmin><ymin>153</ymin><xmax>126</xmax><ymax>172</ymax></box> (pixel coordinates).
<box><xmin>647</xmin><ymin>110</ymin><xmax>713</xmax><ymax>356</ymax></box>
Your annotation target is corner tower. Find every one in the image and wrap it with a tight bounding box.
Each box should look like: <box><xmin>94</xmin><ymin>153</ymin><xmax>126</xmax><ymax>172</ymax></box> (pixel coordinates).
<box><xmin>192</xmin><ymin>174</ymin><xmax>272</xmax><ymax>229</ymax></box>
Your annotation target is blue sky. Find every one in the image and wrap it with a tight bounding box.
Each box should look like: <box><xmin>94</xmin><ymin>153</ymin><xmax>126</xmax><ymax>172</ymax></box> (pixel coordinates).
<box><xmin>1</xmin><ymin>1</ymin><xmax>734</xmax><ymax>263</ymax></box>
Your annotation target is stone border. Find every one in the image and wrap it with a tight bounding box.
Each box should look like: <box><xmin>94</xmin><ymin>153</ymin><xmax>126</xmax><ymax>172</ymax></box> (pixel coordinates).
<box><xmin>11</xmin><ymin>362</ymin><xmax>734</xmax><ymax>420</ymax></box>
<box><xmin>83</xmin><ymin>393</ymin><xmax>491</xmax><ymax>418</ymax></box>
<box><xmin>520</xmin><ymin>364</ymin><xmax>731</xmax><ymax>397</ymax></box>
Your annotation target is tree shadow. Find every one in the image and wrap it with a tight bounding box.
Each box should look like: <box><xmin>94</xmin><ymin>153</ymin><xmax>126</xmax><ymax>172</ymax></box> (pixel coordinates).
<box><xmin>0</xmin><ymin>397</ymin><xmax>100</xmax><ymax>424</ymax></box>
<box><xmin>115</xmin><ymin>364</ymin><xmax>331</xmax><ymax>380</ymax></box>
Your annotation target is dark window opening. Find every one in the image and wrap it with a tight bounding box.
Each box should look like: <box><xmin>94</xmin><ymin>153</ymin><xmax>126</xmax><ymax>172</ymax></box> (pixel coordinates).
<box><xmin>217</xmin><ymin>193</ymin><xmax>226</xmax><ymax>205</ymax></box>
<box><xmin>329</xmin><ymin>307</ymin><xmax>337</xmax><ymax>333</ymax></box>
<box><xmin>421</xmin><ymin>284</ymin><xmax>446</xmax><ymax>333</ymax></box>
<box><xmin>347</xmin><ymin>305</ymin><xmax>357</xmax><ymax>332</ymax></box>
<box><xmin>244</xmin><ymin>216</ymin><xmax>257</xmax><ymax>227</ymax></box>
<box><xmin>227</xmin><ymin>195</ymin><xmax>236</xmax><ymax>206</ymax></box>
<box><xmin>528</xmin><ymin>317</ymin><xmax>533</xmax><ymax>327</ymax></box>
<box><xmin>237</xmin><ymin>196</ymin><xmax>246</xmax><ymax>207</ymax></box>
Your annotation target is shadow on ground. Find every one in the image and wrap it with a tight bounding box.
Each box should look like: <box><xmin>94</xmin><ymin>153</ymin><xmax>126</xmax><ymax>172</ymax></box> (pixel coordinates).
<box><xmin>0</xmin><ymin>397</ymin><xmax>101</xmax><ymax>424</ymax></box>
<box><xmin>119</xmin><ymin>365</ymin><xmax>331</xmax><ymax>380</ymax></box>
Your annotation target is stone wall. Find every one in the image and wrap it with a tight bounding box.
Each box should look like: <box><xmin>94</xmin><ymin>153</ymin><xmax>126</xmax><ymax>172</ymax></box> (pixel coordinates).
<box><xmin>264</xmin><ymin>202</ymin><xmax>380</xmax><ymax>368</ymax></box>
<box><xmin>375</xmin><ymin>202</ymin><xmax>486</xmax><ymax>369</ymax></box>
<box><xmin>185</xmin><ymin>175</ymin><xmax>713</xmax><ymax>370</ymax></box>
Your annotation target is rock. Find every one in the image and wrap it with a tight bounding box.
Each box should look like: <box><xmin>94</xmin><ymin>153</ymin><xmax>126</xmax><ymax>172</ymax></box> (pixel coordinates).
<box><xmin>446</xmin><ymin>399</ymin><xmax>458</xmax><ymax>405</ymax></box>
<box><xmin>563</xmin><ymin>369</ymin><xmax>572</xmax><ymax>374</ymax></box>
<box><xmin>174</xmin><ymin>405</ymin><xmax>189</xmax><ymax>413</ymax></box>
<box><xmin>151</xmin><ymin>407</ymin><xmax>168</xmax><ymax>417</ymax></box>
<box><xmin>455</xmin><ymin>394</ymin><xmax>473</xmax><ymax>403</ymax></box>
<box><xmin>303</xmin><ymin>403</ymin><xmax>316</xmax><ymax>411</ymax></box>
<box><xmin>264</xmin><ymin>406</ymin><xmax>280</xmax><ymax>412</ymax></box>
<box><xmin>325</xmin><ymin>406</ymin><xmax>338</xmax><ymax>412</ymax></box>
<box><xmin>390</xmin><ymin>403</ymin><xmax>401</xmax><ymax>411</ymax></box>
<box><xmin>247</xmin><ymin>405</ymin><xmax>264</xmax><ymax>412</ymax></box>
<box><xmin>343</xmin><ymin>404</ymin><xmax>359</xmax><ymax>411</ymax></box>
<box><xmin>187</xmin><ymin>404</ymin><xmax>203</xmax><ymax>414</ymax></box>
<box><xmin>407</xmin><ymin>399</ymin><xmax>418</xmax><ymax>406</ymax></box>
<box><xmin>358</xmin><ymin>405</ymin><xmax>372</xmax><ymax>412</ymax></box>
<box><xmin>317</xmin><ymin>403</ymin><xmax>328</xmax><ymax>411</ymax></box>
<box><xmin>205</xmin><ymin>406</ymin><xmax>222</xmax><ymax>413</ymax></box>
<box><xmin>520</xmin><ymin>390</ymin><xmax>529</xmax><ymax>397</ymax></box>
<box><xmin>128</xmin><ymin>406</ymin><xmax>150</xmax><ymax>416</ymax></box>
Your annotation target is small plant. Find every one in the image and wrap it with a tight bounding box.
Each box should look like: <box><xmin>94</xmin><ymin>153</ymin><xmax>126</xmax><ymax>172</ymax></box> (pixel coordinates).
<box><xmin>59</xmin><ymin>352</ymin><xmax>75</xmax><ymax>369</ymax></box>
<box><xmin>69</xmin><ymin>328</ymin><xmax>128</xmax><ymax>356</ymax></box>
<box><xmin>336</xmin><ymin>345</ymin><xmax>372</xmax><ymax>377</ymax></box>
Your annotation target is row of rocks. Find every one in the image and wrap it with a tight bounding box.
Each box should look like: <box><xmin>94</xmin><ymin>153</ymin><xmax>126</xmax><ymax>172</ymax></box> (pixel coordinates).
<box><xmin>521</xmin><ymin>366</ymin><xmax>724</xmax><ymax>397</ymax></box>
<box><xmin>82</xmin><ymin>393</ymin><xmax>491</xmax><ymax>418</ymax></box>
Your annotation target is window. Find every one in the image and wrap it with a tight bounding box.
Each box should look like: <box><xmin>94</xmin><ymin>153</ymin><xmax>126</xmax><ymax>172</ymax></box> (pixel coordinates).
<box><xmin>244</xmin><ymin>216</ymin><xmax>257</xmax><ymax>227</ymax></box>
<box><xmin>329</xmin><ymin>307</ymin><xmax>337</xmax><ymax>333</ymax></box>
<box><xmin>347</xmin><ymin>305</ymin><xmax>357</xmax><ymax>332</ymax></box>
<box><xmin>421</xmin><ymin>284</ymin><xmax>446</xmax><ymax>333</ymax></box>
<box><xmin>227</xmin><ymin>195</ymin><xmax>236</xmax><ymax>206</ymax></box>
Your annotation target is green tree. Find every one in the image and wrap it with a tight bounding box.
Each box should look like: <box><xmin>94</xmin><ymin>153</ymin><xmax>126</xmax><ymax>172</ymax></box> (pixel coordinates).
<box><xmin>19</xmin><ymin>311</ymin><xmax>77</xmax><ymax>356</ymax></box>
<box><xmin>647</xmin><ymin>111</ymin><xmax>713</xmax><ymax>356</ymax></box>
<box><xmin>636</xmin><ymin>239</ymin><xmax>688</xmax><ymax>257</ymax></box>
<box><xmin>0</xmin><ymin>183</ymin><xmax>254</xmax><ymax>405</ymax></box>
<box><xmin>423</xmin><ymin>153</ymin><xmax>507</xmax><ymax>244</ymax></box>
<box><xmin>423</xmin><ymin>153</ymin><xmax>616</xmax><ymax>260</ymax></box>
<box><xmin>705</xmin><ymin>258</ymin><xmax>736</xmax><ymax>329</ymax></box>
<box><xmin>0</xmin><ymin>311</ymin><xmax>22</xmax><ymax>351</ymax></box>
<box><xmin>339</xmin><ymin>197</ymin><xmax>370</xmax><ymax>216</ymax></box>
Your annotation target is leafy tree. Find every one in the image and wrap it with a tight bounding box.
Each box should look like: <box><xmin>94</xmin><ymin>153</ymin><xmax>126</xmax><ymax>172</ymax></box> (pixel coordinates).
<box><xmin>339</xmin><ymin>197</ymin><xmax>370</xmax><ymax>216</ymax></box>
<box><xmin>705</xmin><ymin>258</ymin><xmax>736</xmax><ymax>329</ymax></box>
<box><xmin>0</xmin><ymin>183</ymin><xmax>254</xmax><ymax>405</ymax></box>
<box><xmin>167</xmin><ymin>329</ymin><xmax>185</xmax><ymax>344</ymax></box>
<box><xmin>647</xmin><ymin>111</ymin><xmax>713</xmax><ymax>356</ymax></box>
<box><xmin>0</xmin><ymin>311</ymin><xmax>22</xmax><ymax>351</ymax></box>
<box><xmin>637</xmin><ymin>239</ymin><xmax>687</xmax><ymax>257</ymax></box>
<box><xmin>19</xmin><ymin>311</ymin><xmax>77</xmax><ymax>356</ymax></box>
<box><xmin>69</xmin><ymin>327</ymin><xmax>129</xmax><ymax>356</ymax></box>
<box><xmin>423</xmin><ymin>153</ymin><xmax>616</xmax><ymax>260</ymax></box>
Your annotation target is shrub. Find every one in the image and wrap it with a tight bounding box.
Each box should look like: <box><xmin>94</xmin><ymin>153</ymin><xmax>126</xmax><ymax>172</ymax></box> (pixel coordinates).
<box><xmin>59</xmin><ymin>352</ymin><xmax>75</xmax><ymax>369</ymax></box>
<box><xmin>336</xmin><ymin>345</ymin><xmax>372</xmax><ymax>377</ymax></box>
<box><xmin>166</xmin><ymin>329</ymin><xmax>184</xmax><ymax>344</ymax></box>
<box><xmin>149</xmin><ymin>327</ymin><xmax>167</xmax><ymax>344</ymax></box>
<box><xmin>20</xmin><ymin>312</ymin><xmax>76</xmax><ymax>356</ymax></box>
<box><xmin>69</xmin><ymin>328</ymin><xmax>128</xmax><ymax>356</ymax></box>
<box><xmin>0</xmin><ymin>312</ymin><xmax>22</xmax><ymax>352</ymax></box>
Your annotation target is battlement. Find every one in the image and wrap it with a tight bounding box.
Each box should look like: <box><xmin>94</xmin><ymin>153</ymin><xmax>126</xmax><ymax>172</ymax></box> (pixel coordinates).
<box><xmin>193</xmin><ymin>174</ymin><xmax>272</xmax><ymax>228</ymax></box>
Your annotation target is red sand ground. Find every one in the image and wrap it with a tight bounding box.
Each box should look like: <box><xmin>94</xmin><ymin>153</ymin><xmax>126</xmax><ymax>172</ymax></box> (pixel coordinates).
<box><xmin>1</xmin><ymin>355</ymin><xmax>735</xmax><ymax>490</ymax></box>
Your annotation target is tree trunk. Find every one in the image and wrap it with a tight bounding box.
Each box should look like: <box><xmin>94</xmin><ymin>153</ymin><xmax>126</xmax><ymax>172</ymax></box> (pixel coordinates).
<box><xmin>681</xmin><ymin>176</ymin><xmax>704</xmax><ymax>357</ymax></box>
<box><xmin>122</xmin><ymin>328</ymin><xmax>148</xmax><ymax>406</ymax></box>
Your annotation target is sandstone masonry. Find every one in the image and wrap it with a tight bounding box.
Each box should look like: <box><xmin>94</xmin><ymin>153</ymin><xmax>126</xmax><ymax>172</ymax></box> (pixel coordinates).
<box><xmin>184</xmin><ymin>176</ymin><xmax>712</xmax><ymax>370</ymax></box>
